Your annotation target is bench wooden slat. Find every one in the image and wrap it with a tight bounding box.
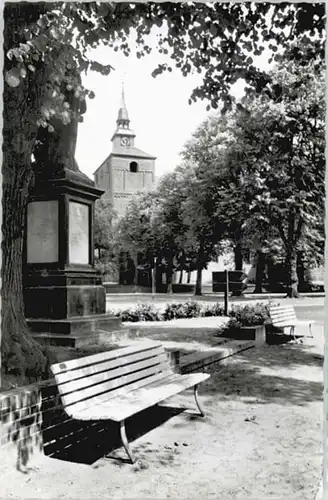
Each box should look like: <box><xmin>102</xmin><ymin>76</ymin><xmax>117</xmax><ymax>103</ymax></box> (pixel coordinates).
<box><xmin>270</xmin><ymin>305</ymin><xmax>297</xmax><ymax>327</ymax></box>
<box><xmin>54</xmin><ymin>345</ymin><xmax>165</xmax><ymax>384</ymax></box>
<box><xmin>270</xmin><ymin>307</ymin><xmax>296</xmax><ymax>314</ymax></box>
<box><xmin>271</xmin><ymin>321</ymin><xmax>296</xmax><ymax>327</ymax></box>
<box><xmin>71</xmin><ymin>372</ymin><xmax>180</xmax><ymax>418</ymax></box>
<box><xmin>270</xmin><ymin>313</ymin><xmax>296</xmax><ymax>320</ymax></box>
<box><xmin>51</xmin><ymin>341</ymin><xmax>162</xmax><ymax>375</ymax></box>
<box><xmin>270</xmin><ymin>311</ymin><xmax>297</xmax><ymax>321</ymax></box>
<box><xmin>74</xmin><ymin>372</ymin><xmax>210</xmax><ymax>422</ymax></box>
<box><xmin>57</xmin><ymin>353</ymin><xmax>168</xmax><ymax>396</ymax></box>
<box><xmin>64</xmin><ymin>370</ymin><xmax>173</xmax><ymax>416</ymax></box>
<box><xmin>61</xmin><ymin>361</ymin><xmax>170</xmax><ymax>407</ymax></box>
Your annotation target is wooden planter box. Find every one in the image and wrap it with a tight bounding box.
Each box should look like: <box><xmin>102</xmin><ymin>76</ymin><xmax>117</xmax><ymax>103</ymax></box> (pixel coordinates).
<box><xmin>238</xmin><ymin>324</ymin><xmax>266</xmax><ymax>345</ymax></box>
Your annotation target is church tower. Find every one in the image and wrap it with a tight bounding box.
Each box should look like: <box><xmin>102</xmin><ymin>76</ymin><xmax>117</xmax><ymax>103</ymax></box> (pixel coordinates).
<box><xmin>94</xmin><ymin>85</ymin><xmax>156</xmax><ymax>218</ymax></box>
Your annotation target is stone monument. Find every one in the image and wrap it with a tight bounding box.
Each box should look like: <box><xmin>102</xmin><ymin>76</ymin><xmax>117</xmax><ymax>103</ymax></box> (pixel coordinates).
<box><xmin>23</xmin><ymin>77</ymin><xmax>121</xmax><ymax>346</ymax></box>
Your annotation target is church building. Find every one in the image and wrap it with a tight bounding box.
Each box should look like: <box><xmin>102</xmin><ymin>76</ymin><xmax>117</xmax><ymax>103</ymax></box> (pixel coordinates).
<box><xmin>94</xmin><ymin>87</ymin><xmax>156</xmax><ymax>218</ymax></box>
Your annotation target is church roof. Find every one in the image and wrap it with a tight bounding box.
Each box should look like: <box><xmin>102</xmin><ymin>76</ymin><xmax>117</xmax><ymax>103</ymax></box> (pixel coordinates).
<box><xmin>94</xmin><ymin>147</ymin><xmax>156</xmax><ymax>174</ymax></box>
<box><xmin>111</xmin><ymin>146</ymin><xmax>156</xmax><ymax>160</ymax></box>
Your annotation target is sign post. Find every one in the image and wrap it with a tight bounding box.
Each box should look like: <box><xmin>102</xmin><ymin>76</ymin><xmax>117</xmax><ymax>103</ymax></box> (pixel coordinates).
<box><xmin>152</xmin><ymin>257</ymin><xmax>157</xmax><ymax>300</ymax></box>
<box><xmin>224</xmin><ymin>269</ymin><xmax>229</xmax><ymax>315</ymax></box>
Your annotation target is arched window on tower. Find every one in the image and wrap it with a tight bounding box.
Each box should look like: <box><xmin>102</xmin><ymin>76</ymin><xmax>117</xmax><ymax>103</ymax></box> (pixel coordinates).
<box><xmin>129</xmin><ymin>161</ymin><xmax>138</xmax><ymax>173</ymax></box>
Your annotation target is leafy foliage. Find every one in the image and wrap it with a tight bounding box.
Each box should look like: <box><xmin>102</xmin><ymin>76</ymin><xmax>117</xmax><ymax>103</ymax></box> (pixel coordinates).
<box><xmin>162</xmin><ymin>300</ymin><xmax>202</xmax><ymax>321</ymax></box>
<box><xmin>234</xmin><ymin>56</ymin><xmax>325</xmax><ymax>296</ymax></box>
<box><xmin>119</xmin><ymin>304</ymin><xmax>162</xmax><ymax>323</ymax></box>
<box><xmin>201</xmin><ymin>303</ymin><xmax>225</xmax><ymax>318</ymax></box>
<box><xmin>94</xmin><ymin>197</ymin><xmax>117</xmax><ymax>254</ymax></box>
<box><xmin>226</xmin><ymin>303</ymin><xmax>271</xmax><ymax>328</ymax></box>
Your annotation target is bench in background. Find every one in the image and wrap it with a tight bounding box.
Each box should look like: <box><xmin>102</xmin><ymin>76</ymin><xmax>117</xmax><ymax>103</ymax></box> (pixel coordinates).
<box><xmin>269</xmin><ymin>304</ymin><xmax>314</xmax><ymax>341</ymax></box>
<box><xmin>51</xmin><ymin>341</ymin><xmax>210</xmax><ymax>464</ymax></box>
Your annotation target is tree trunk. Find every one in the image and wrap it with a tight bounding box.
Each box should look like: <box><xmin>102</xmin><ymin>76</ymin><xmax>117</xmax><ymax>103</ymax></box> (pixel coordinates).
<box><xmin>296</xmin><ymin>251</ymin><xmax>305</xmax><ymax>290</ymax></box>
<box><xmin>2</xmin><ymin>61</ymin><xmax>53</xmax><ymax>384</ymax></box>
<box><xmin>179</xmin><ymin>269</ymin><xmax>183</xmax><ymax>284</ymax></box>
<box><xmin>187</xmin><ymin>271</ymin><xmax>191</xmax><ymax>284</ymax></box>
<box><xmin>130</xmin><ymin>251</ymin><xmax>138</xmax><ymax>290</ymax></box>
<box><xmin>234</xmin><ymin>241</ymin><xmax>243</xmax><ymax>271</ymax></box>
<box><xmin>285</xmin><ymin>247</ymin><xmax>299</xmax><ymax>298</ymax></box>
<box><xmin>155</xmin><ymin>265</ymin><xmax>163</xmax><ymax>293</ymax></box>
<box><xmin>2</xmin><ymin>151</ymin><xmax>47</xmax><ymax>385</ymax></box>
<box><xmin>195</xmin><ymin>266</ymin><xmax>202</xmax><ymax>296</ymax></box>
<box><xmin>166</xmin><ymin>258</ymin><xmax>174</xmax><ymax>294</ymax></box>
<box><xmin>2</xmin><ymin>3</ymin><xmax>63</xmax><ymax>385</ymax></box>
<box><xmin>254</xmin><ymin>250</ymin><xmax>266</xmax><ymax>294</ymax></box>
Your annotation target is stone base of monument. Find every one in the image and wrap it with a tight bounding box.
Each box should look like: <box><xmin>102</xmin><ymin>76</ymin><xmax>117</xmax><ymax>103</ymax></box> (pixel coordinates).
<box><xmin>27</xmin><ymin>313</ymin><xmax>122</xmax><ymax>334</ymax></box>
<box><xmin>24</xmin><ymin>284</ymin><xmax>106</xmax><ymax>319</ymax></box>
<box><xmin>29</xmin><ymin>315</ymin><xmax>124</xmax><ymax>347</ymax></box>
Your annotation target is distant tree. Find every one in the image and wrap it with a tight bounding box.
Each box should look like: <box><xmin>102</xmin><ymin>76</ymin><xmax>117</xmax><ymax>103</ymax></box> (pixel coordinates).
<box><xmin>93</xmin><ymin>197</ymin><xmax>118</xmax><ymax>282</ymax></box>
<box><xmin>154</xmin><ymin>169</ymin><xmax>192</xmax><ymax>292</ymax></box>
<box><xmin>181</xmin><ymin>113</ymin><xmax>249</xmax><ymax>274</ymax></box>
<box><xmin>177</xmin><ymin>163</ymin><xmax>225</xmax><ymax>295</ymax></box>
<box><xmin>116</xmin><ymin>192</ymin><xmax>159</xmax><ymax>286</ymax></box>
<box><xmin>94</xmin><ymin>197</ymin><xmax>117</xmax><ymax>258</ymax></box>
<box><xmin>232</xmin><ymin>56</ymin><xmax>325</xmax><ymax>297</ymax></box>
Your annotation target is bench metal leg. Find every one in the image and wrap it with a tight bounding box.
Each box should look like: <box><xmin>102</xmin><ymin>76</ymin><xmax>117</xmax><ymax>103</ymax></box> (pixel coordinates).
<box><xmin>194</xmin><ymin>385</ymin><xmax>205</xmax><ymax>417</ymax></box>
<box><xmin>119</xmin><ymin>420</ymin><xmax>136</xmax><ymax>464</ymax></box>
<box><xmin>290</xmin><ymin>326</ymin><xmax>297</xmax><ymax>342</ymax></box>
<box><xmin>309</xmin><ymin>323</ymin><xmax>314</xmax><ymax>338</ymax></box>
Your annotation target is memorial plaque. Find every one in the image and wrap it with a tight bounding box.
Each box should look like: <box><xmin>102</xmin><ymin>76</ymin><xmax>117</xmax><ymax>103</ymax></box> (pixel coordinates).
<box><xmin>27</xmin><ymin>201</ymin><xmax>59</xmax><ymax>263</ymax></box>
<box><xmin>69</xmin><ymin>201</ymin><xmax>89</xmax><ymax>264</ymax></box>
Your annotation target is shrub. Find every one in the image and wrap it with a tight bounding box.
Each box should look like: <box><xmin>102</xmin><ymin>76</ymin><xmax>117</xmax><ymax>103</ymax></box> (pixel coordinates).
<box><xmin>228</xmin><ymin>303</ymin><xmax>270</xmax><ymax>328</ymax></box>
<box><xmin>106</xmin><ymin>309</ymin><xmax>121</xmax><ymax>317</ymax></box>
<box><xmin>163</xmin><ymin>300</ymin><xmax>202</xmax><ymax>321</ymax></box>
<box><xmin>119</xmin><ymin>304</ymin><xmax>162</xmax><ymax>322</ymax></box>
<box><xmin>201</xmin><ymin>303</ymin><xmax>225</xmax><ymax>317</ymax></box>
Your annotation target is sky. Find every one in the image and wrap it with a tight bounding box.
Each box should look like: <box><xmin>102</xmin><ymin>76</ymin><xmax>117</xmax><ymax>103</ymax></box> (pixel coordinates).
<box><xmin>76</xmin><ymin>27</ymin><xmax>271</xmax><ymax>182</ymax></box>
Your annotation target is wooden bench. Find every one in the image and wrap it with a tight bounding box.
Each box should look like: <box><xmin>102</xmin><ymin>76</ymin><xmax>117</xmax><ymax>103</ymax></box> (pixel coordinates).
<box><xmin>51</xmin><ymin>341</ymin><xmax>210</xmax><ymax>464</ymax></box>
<box><xmin>269</xmin><ymin>304</ymin><xmax>314</xmax><ymax>341</ymax></box>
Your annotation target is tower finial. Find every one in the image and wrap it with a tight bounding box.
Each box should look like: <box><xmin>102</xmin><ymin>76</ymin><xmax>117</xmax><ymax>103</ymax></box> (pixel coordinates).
<box><xmin>120</xmin><ymin>73</ymin><xmax>126</xmax><ymax>108</ymax></box>
<box><xmin>116</xmin><ymin>73</ymin><xmax>130</xmax><ymax>127</ymax></box>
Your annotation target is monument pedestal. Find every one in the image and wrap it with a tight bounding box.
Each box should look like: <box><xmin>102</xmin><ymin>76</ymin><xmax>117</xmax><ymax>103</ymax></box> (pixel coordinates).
<box><xmin>24</xmin><ymin>167</ymin><xmax>121</xmax><ymax>346</ymax></box>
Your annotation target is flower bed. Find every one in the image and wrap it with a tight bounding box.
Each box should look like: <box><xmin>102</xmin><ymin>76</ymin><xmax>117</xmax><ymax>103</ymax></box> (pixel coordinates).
<box><xmin>109</xmin><ymin>300</ymin><xmax>271</xmax><ymax>331</ymax></box>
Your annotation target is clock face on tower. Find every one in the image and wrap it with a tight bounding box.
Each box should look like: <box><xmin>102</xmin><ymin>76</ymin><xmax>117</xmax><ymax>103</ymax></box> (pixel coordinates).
<box><xmin>120</xmin><ymin>137</ymin><xmax>130</xmax><ymax>146</ymax></box>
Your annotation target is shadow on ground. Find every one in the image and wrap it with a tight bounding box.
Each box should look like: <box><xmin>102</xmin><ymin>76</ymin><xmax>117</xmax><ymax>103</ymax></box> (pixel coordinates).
<box><xmin>43</xmin><ymin>405</ymin><xmax>185</xmax><ymax>466</ymax></box>
<box><xmin>197</xmin><ymin>340</ymin><xmax>323</xmax><ymax>408</ymax></box>
<box><xmin>41</xmin><ymin>329</ymin><xmax>323</xmax><ymax>468</ymax></box>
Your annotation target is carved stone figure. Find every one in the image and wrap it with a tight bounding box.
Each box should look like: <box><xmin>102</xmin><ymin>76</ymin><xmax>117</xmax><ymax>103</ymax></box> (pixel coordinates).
<box><xmin>33</xmin><ymin>71</ymin><xmax>87</xmax><ymax>177</ymax></box>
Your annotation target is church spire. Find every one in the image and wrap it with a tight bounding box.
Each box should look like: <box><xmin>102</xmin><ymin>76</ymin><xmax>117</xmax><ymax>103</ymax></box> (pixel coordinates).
<box><xmin>111</xmin><ymin>80</ymin><xmax>136</xmax><ymax>143</ymax></box>
<box><xmin>116</xmin><ymin>80</ymin><xmax>129</xmax><ymax>127</ymax></box>
<box><xmin>120</xmin><ymin>81</ymin><xmax>126</xmax><ymax>109</ymax></box>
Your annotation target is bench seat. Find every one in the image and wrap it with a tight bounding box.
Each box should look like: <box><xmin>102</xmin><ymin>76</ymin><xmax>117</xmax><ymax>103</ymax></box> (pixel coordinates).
<box><xmin>73</xmin><ymin>372</ymin><xmax>209</xmax><ymax>422</ymax></box>
<box><xmin>51</xmin><ymin>341</ymin><xmax>210</xmax><ymax>463</ymax></box>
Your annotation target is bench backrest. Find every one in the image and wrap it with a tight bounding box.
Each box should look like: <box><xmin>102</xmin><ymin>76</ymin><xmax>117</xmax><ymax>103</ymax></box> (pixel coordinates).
<box><xmin>51</xmin><ymin>342</ymin><xmax>172</xmax><ymax>416</ymax></box>
<box><xmin>269</xmin><ymin>304</ymin><xmax>297</xmax><ymax>328</ymax></box>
